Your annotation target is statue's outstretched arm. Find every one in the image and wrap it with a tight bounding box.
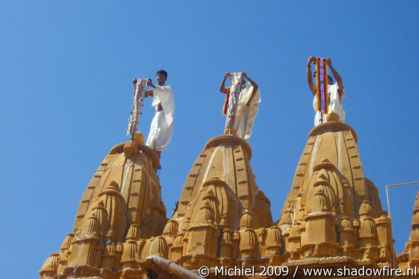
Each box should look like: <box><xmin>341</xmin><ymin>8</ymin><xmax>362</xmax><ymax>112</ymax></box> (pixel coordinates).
<box><xmin>242</xmin><ymin>72</ymin><xmax>258</xmax><ymax>105</ymax></box>
<box><xmin>132</xmin><ymin>78</ymin><xmax>137</xmax><ymax>95</ymax></box>
<box><xmin>307</xmin><ymin>56</ymin><xmax>316</xmax><ymax>95</ymax></box>
<box><xmin>243</xmin><ymin>72</ymin><xmax>258</xmax><ymax>91</ymax></box>
<box><xmin>326</xmin><ymin>58</ymin><xmax>344</xmax><ymax>94</ymax></box>
<box><xmin>219</xmin><ymin>72</ymin><xmax>229</xmax><ymax>94</ymax></box>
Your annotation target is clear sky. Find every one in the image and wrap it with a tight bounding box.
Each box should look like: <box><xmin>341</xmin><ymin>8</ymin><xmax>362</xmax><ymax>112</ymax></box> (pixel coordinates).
<box><xmin>1</xmin><ymin>1</ymin><xmax>418</xmax><ymax>278</ymax></box>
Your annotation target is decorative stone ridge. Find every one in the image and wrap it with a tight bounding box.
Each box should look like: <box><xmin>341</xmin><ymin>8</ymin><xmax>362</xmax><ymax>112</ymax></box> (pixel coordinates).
<box><xmin>309</xmin><ymin>121</ymin><xmax>358</xmax><ymax>143</ymax></box>
<box><xmin>139</xmin><ymin>144</ymin><xmax>161</xmax><ymax>169</ymax></box>
<box><xmin>204</xmin><ymin>134</ymin><xmax>252</xmax><ymax>160</ymax></box>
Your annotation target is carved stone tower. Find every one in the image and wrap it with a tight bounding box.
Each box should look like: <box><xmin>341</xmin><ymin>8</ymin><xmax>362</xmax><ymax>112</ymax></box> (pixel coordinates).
<box><xmin>278</xmin><ymin>120</ymin><xmax>396</xmax><ymax>268</ymax></box>
<box><xmin>40</xmin><ymin>136</ymin><xmax>167</xmax><ymax>279</ymax></box>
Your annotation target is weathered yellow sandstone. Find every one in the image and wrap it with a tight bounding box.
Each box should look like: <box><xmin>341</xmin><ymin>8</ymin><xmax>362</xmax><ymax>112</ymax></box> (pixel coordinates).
<box><xmin>41</xmin><ymin>121</ymin><xmax>401</xmax><ymax>278</ymax></box>
<box><xmin>279</xmin><ymin>121</ymin><xmax>396</xmax><ymax>269</ymax></box>
<box><xmin>398</xmin><ymin>192</ymin><xmax>419</xmax><ymax>274</ymax></box>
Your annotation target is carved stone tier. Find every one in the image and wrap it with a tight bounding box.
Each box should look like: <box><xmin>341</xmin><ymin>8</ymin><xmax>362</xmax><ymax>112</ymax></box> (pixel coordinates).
<box><xmin>204</xmin><ymin>135</ymin><xmax>252</xmax><ymax>159</ymax></box>
<box><xmin>309</xmin><ymin>121</ymin><xmax>358</xmax><ymax>143</ymax></box>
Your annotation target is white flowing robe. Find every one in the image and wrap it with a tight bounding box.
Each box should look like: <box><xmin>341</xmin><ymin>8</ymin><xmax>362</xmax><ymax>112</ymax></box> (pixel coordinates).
<box><xmin>146</xmin><ymin>85</ymin><xmax>175</xmax><ymax>152</ymax></box>
<box><xmin>234</xmin><ymin>82</ymin><xmax>261</xmax><ymax>141</ymax></box>
<box><xmin>313</xmin><ymin>83</ymin><xmax>345</xmax><ymax>126</ymax></box>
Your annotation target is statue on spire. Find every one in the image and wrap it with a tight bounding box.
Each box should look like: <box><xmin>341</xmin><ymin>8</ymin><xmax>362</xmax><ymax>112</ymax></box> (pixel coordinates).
<box><xmin>306</xmin><ymin>56</ymin><xmax>346</xmax><ymax>126</ymax></box>
<box><xmin>128</xmin><ymin>70</ymin><xmax>174</xmax><ymax>157</ymax></box>
<box><xmin>144</xmin><ymin>70</ymin><xmax>174</xmax><ymax>157</ymax></box>
<box><xmin>219</xmin><ymin>72</ymin><xmax>260</xmax><ymax>141</ymax></box>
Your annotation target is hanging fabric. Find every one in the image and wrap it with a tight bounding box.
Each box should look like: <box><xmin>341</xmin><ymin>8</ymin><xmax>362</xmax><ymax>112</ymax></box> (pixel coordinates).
<box><xmin>315</xmin><ymin>58</ymin><xmax>329</xmax><ymax>114</ymax></box>
<box><xmin>224</xmin><ymin>72</ymin><xmax>243</xmax><ymax>131</ymax></box>
<box><xmin>127</xmin><ymin>79</ymin><xmax>148</xmax><ymax>138</ymax></box>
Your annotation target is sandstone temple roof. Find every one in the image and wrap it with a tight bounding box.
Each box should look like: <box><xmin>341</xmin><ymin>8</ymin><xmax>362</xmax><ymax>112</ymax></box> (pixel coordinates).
<box><xmin>40</xmin><ymin>119</ymin><xmax>414</xmax><ymax>279</ymax></box>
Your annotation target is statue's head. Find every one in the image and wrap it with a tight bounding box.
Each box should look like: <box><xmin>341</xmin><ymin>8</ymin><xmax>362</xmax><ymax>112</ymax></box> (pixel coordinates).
<box><xmin>156</xmin><ymin>69</ymin><xmax>168</xmax><ymax>85</ymax></box>
<box><xmin>240</xmin><ymin>77</ymin><xmax>245</xmax><ymax>85</ymax></box>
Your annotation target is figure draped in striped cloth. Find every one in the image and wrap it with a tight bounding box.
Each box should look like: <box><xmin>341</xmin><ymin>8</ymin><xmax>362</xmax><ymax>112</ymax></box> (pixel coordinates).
<box><xmin>219</xmin><ymin>72</ymin><xmax>260</xmax><ymax>141</ymax></box>
<box><xmin>306</xmin><ymin>56</ymin><xmax>345</xmax><ymax>126</ymax></box>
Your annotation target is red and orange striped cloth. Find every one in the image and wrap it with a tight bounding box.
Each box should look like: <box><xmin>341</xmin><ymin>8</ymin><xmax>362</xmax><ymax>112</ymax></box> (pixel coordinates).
<box><xmin>316</xmin><ymin>57</ymin><xmax>329</xmax><ymax>114</ymax></box>
<box><xmin>222</xmin><ymin>87</ymin><xmax>231</xmax><ymax>115</ymax></box>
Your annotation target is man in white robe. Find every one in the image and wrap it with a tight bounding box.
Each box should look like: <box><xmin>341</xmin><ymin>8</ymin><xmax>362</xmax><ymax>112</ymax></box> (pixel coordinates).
<box><xmin>219</xmin><ymin>72</ymin><xmax>261</xmax><ymax>141</ymax></box>
<box><xmin>306</xmin><ymin>57</ymin><xmax>345</xmax><ymax>126</ymax></box>
<box><xmin>144</xmin><ymin>70</ymin><xmax>174</xmax><ymax>156</ymax></box>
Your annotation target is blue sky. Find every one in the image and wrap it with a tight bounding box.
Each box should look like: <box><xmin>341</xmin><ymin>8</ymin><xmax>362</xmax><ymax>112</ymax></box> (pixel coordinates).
<box><xmin>1</xmin><ymin>1</ymin><xmax>418</xmax><ymax>278</ymax></box>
